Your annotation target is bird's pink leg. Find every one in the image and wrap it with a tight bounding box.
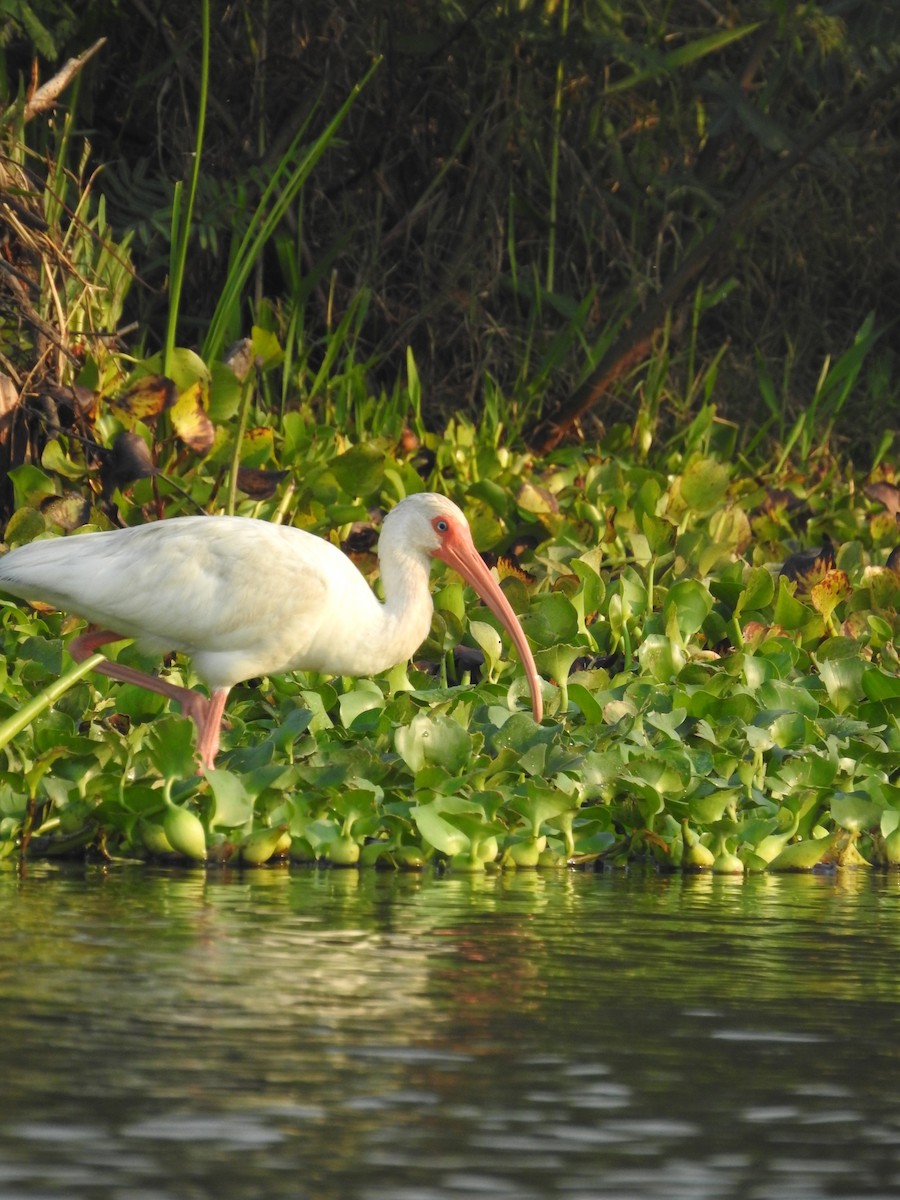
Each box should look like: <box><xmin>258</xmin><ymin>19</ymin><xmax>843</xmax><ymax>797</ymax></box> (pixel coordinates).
<box><xmin>194</xmin><ymin>688</ymin><xmax>229</xmax><ymax>772</ymax></box>
<box><xmin>67</xmin><ymin>627</ymin><xmax>227</xmax><ymax>770</ymax></box>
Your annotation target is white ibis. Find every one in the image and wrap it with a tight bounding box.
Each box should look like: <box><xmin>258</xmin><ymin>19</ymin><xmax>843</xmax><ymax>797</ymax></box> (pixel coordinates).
<box><xmin>0</xmin><ymin>493</ymin><xmax>543</xmax><ymax>769</ymax></box>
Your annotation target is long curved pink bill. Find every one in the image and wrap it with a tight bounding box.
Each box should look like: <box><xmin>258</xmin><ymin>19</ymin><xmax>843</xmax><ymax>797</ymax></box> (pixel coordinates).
<box><xmin>436</xmin><ymin>532</ymin><xmax>543</xmax><ymax>722</ymax></box>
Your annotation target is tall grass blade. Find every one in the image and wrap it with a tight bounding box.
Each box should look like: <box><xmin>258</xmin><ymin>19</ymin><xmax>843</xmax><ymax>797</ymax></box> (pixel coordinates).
<box><xmin>0</xmin><ymin>654</ymin><xmax>107</xmax><ymax>751</ymax></box>
<box><xmin>606</xmin><ymin>24</ymin><xmax>762</xmax><ymax>94</ymax></box>
<box><xmin>202</xmin><ymin>59</ymin><xmax>381</xmax><ymax>365</ymax></box>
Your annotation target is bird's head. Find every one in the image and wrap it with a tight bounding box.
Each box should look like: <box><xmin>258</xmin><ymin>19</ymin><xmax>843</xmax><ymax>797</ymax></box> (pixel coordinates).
<box><xmin>381</xmin><ymin>492</ymin><xmax>543</xmax><ymax>722</ymax></box>
<box><xmin>381</xmin><ymin>492</ymin><xmax>470</xmax><ymax>560</ymax></box>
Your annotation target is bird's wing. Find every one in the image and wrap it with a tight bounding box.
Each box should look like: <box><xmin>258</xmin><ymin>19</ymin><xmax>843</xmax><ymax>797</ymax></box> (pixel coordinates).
<box><xmin>0</xmin><ymin>518</ymin><xmax>365</xmax><ymax>661</ymax></box>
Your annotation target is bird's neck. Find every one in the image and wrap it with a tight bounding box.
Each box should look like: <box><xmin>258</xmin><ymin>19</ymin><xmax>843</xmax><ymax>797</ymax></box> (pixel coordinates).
<box><xmin>374</xmin><ymin>542</ymin><xmax>435</xmax><ymax>666</ymax></box>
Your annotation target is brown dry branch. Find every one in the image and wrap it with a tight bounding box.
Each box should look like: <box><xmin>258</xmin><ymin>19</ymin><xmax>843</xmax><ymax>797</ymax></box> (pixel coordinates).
<box><xmin>18</xmin><ymin>38</ymin><xmax>108</xmax><ymax>124</ymax></box>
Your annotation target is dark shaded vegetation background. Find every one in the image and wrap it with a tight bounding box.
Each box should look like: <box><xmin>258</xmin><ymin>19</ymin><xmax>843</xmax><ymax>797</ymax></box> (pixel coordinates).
<box><xmin>3</xmin><ymin>0</ymin><xmax>899</xmax><ymax>457</ymax></box>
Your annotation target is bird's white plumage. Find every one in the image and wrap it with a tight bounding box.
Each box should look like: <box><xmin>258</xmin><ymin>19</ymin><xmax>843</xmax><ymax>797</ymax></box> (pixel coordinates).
<box><xmin>0</xmin><ymin>506</ymin><xmax>439</xmax><ymax>687</ymax></box>
<box><xmin>0</xmin><ymin>493</ymin><xmax>542</xmax><ymax>768</ymax></box>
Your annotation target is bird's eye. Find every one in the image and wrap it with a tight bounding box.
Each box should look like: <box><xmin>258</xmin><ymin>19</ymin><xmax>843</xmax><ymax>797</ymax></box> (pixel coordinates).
<box><xmin>433</xmin><ymin>518</ymin><xmax>450</xmax><ymax>534</ymax></box>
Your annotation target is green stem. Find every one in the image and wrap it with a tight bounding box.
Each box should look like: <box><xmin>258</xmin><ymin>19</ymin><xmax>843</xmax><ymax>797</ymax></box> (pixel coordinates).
<box><xmin>226</xmin><ymin>374</ymin><xmax>255</xmax><ymax>516</ymax></box>
<box><xmin>0</xmin><ymin>653</ymin><xmax>107</xmax><ymax>750</ymax></box>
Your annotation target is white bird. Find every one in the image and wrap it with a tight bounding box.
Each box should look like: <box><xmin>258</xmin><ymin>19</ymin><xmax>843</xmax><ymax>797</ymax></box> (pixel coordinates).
<box><xmin>0</xmin><ymin>493</ymin><xmax>543</xmax><ymax>769</ymax></box>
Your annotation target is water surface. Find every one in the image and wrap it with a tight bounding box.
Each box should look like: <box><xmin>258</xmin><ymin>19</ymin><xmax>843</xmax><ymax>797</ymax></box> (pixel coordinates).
<box><xmin>1</xmin><ymin>864</ymin><xmax>898</xmax><ymax>1199</ymax></box>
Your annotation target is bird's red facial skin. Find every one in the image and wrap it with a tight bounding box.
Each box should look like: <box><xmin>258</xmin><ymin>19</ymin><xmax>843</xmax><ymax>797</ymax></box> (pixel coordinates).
<box><xmin>430</xmin><ymin>515</ymin><xmax>467</xmax><ymax>563</ymax></box>
<box><xmin>431</xmin><ymin>515</ymin><xmax>453</xmax><ymax>542</ymax></box>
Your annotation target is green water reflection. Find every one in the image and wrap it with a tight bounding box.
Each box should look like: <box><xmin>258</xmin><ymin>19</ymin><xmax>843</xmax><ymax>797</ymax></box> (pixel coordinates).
<box><xmin>1</xmin><ymin>865</ymin><xmax>899</xmax><ymax>1199</ymax></box>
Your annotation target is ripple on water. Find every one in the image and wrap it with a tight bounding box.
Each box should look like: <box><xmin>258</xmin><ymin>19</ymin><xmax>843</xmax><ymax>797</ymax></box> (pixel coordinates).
<box><xmin>2</xmin><ymin>868</ymin><xmax>900</xmax><ymax>1200</ymax></box>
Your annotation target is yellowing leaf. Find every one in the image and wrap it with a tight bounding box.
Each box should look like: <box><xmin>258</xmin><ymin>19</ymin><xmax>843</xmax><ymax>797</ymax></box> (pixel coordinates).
<box><xmin>171</xmin><ymin>379</ymin><xmax>215</xmax><ymax>455</ymax></box>
<box><xmin>516</xmin><ymin>482</ymin><xmax>559</xmax><ymax>515</ymax></box>
<box><xmin>108</xmin><ymin>375</ymin><xmax>176</xmax><ymax>425</ymax></box>
<box><xmin>810</xmin><ymin>569</ymin><xmax>851</xmax><ymax>621</ymax></box>
<box><xmin>241</xmin><ymin>426</ymin><xmax>275</xmax><ymax>467</ymax></box>
<box><xmin>496</xmin><ymin>556</ymin><xmax>534</xmax><ymax>584</ymax></box>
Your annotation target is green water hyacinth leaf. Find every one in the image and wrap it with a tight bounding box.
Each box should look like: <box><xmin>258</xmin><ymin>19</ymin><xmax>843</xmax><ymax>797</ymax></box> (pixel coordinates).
<box><xmin>757</xmin><ymin>679</ymin><xmax>820</xmax><ymax>718</ymax></box>
<box><xmin>861</xmin><ymin>667</ymin><xmax>900</xmax><ymax>702</ymax></box>
<box><xmin>880</xmin><ymin>825</ymin><xmax>900</xmax><ymax>865</ymax></box>
<box><xmin>396</xmin><ymin>713</ymin><xmax>472</xmax><ymax>775</ymax></box>
<box><xmin>516</xmin><ymin>739</ymin><xmax>583</xmax><ymax>780</ymax></box>
<box><xmin>410</xmin><ymin>797</ymin><xmax>486</xmax><ymax>858</ymax></box>
<box><xmin>708</xmin><ymin>506</ymin><xmax>751</xmax><ymax>556</ymax></box>
<box><xmin>330</xmin><ymin>444</ymin><xmax>386</xmax><ymax>496</ymax></box>
<box><xmin>207</xmin><ymin>769</ymin><xmax>253</xmax><ymax>829</ymax></box>
<box><xmin>627</xmin><ymin>529</ymin><xmax>652</xmax><ymax>566</ymax></box>
<box><xmin>434</xmin><ymin>581</ymin><xmax>465</xmax><ymax>622</ymax></box>
<box><xmin>146</xmin><ymin>717</ymin><xmax>199</xmax><ymax>778</ymax></box>
<box><xmin>269</xmin><ymin>706</ymin><xmax>314</xmax><ymax>756</ymax></box>
<box><xmin>522</xmin><ymin>593</ymin><xmax>580</xmax><ymax>648</ymax></box>
<box><xmin>447</xmin><ymin>817</ymin><xmax>503</xmax><ymax>870</ymax></box>
<box><xmin>681</xmin><ymin>821</ymin><xmax>715</xmax><ymax>869</ymax></box>
<box><xmin>516</xmin><ymin>481</ymin><xmax>558</xmax><ymax>515</ymax></box>
<box><xmin>8</xmin><ymin>463</ymin><xmax>56</xmax><ymax>509</ymax></box>
<box><xmin>297</xmin><ymin>687</ymin><xmax>336</xmax><ymax>733</ymax></box>
<box><xmin>18</xmin><ymin>635</ymin><xmax>63</xmax><ymax>677</ymax></box>
<box><xmin>622</xmin><ymin>753</ymin><xmax>690</xmax><ymax>800</ymax></box>
<box><xmin>644</xmin><ymin>708</ymin><xmax>688</xmax><ymax>741</ymax></box>
<box><xmin>771</xmin><ymin>756</ymin><xmax>836</xmax><ymax>792</ymax></box>
<box><xmin>140</xmin><ymin>820</ymin><xmax>175</xmax><ymax>857</ymax></box>
<box><xmin>566</xmin><ymin>683</ymin><xmax>605</xmax><ymax>724</ymax></box>
<box><xmin>689</xmin><ymin>789</ymin><xmax>741</xmax><ymax>825</ymax></box>
<box><xmin>640</xmin><ymin>512</ymin><xmax>674</xmax><ymax>555</ymax></box>
<box><xmin>467</xmin><ymin>478</ymin><xmax>509</xmax><ymax>516</ymax></box>
<box><xmin>818</xmin><ymin>656</ymin><xmax>866</xmax><ymax>713</ymax></box>
<box><xmin>570</xmin><ymin>558</ymin><xmax>605</xmax><ymax>637</ymax></box>
<box><xmin>490</xmin><ymin>712</ymin><xmax>557</xmax><ymax>757</ymax></box>
<box><xmin>326</xmin><ymin>835</ymin><xmax>361</xmax><ymax>865</ymax></box>
<box><xmin>502</xmin><ymin>836</ymin><xmax>546</xmax><ymax>868</ymax></box>
<box><xmin>426</xmin><ymin>609</ymin><xmax>466</xmax><ymax>657</ymax></box>
<box><xmin>630</xmin><ymin>474</ymin><xmax>661</xmax><ymax>523</ymax></box>
<box><xmin>638</xmin><ymin>634</ymin><xmax>685</xmax><ymax>683</ymax></box>
<box><xmin>736</xmin><ymin>566</ymin><xmax>776</xmax><ymax>616</ymax></box>
<box><xmin>768</xmin><ymin>711</ymin><xmax>813</xmax><ymax>750</ymax></box>
<box><xmin>773</xmin><ymin>576</ymin><xmax>813</xmax><ymax>630</ymax></box>
<box><xmin>753</xmin><ymin>810</ymin><xmax>801</xmax><ymax>863</ymax></box>
<box><xmin>42</xmin><ymin>441</ymin><xmax>88</xmax><ymax>483</ymax></box>
<box><xmin>620</xmin><ymin>567</ymin><xmax>650</xmax><ymax>617</ymax></box>
<box><xmin>830</xmin><ymin>793</ymin><xmax>883</xmax><ymax>834</ymax></box>
<box><xmin>767</xmin><ymin>832</ymin><xmax>839</xmax><ymax>872</ymax></box>
<box><xmin>4</xmin><ymin>506</ymin><xmax>47</xmax><ymax>547</ymax></box>
<box><xmin>469</xmin><ymin>619</ymin><xmax>502</xmax><ymax>679</ymax></box>
<box><xmin>663</xmin><ymin>580</ymin><xmax>713</xmax><ymax>642</ymax></box>
<box><xmin>339</xmin><ymin>680</ymin><xmax>385</xmax><ymax>728</ymax></box>
<box><xmin>240</xmin><ymin>824</ymin><xmax>288</xmax><ymax>865</ymax></box>
<box><xmin>163</xmin><ymin>802</ymin><xmax>208</xmax><ymax>862</ymax></box>
<box><xmin>740</xmin><ymin>653</ymin><xmax>776</xmax><ymax>688</ymax></box>
<box><xmin>333</xmin><ymin>789</ymin><xmax>381</xmax><ymax>829</ymax></box>
<box><xmin>534</xmin><ymin>644</ymin><xmax>583</xmax><ymax>713</ymax></box>
<box><xmin>678</xmin><ymin>457</ymin><xmax>730</xmax><ymax>515</ymax></box>
<box><xmin>510</xmin><ymin>787</ymin><xmax>576</xmax><ymax>840</ymax></box>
